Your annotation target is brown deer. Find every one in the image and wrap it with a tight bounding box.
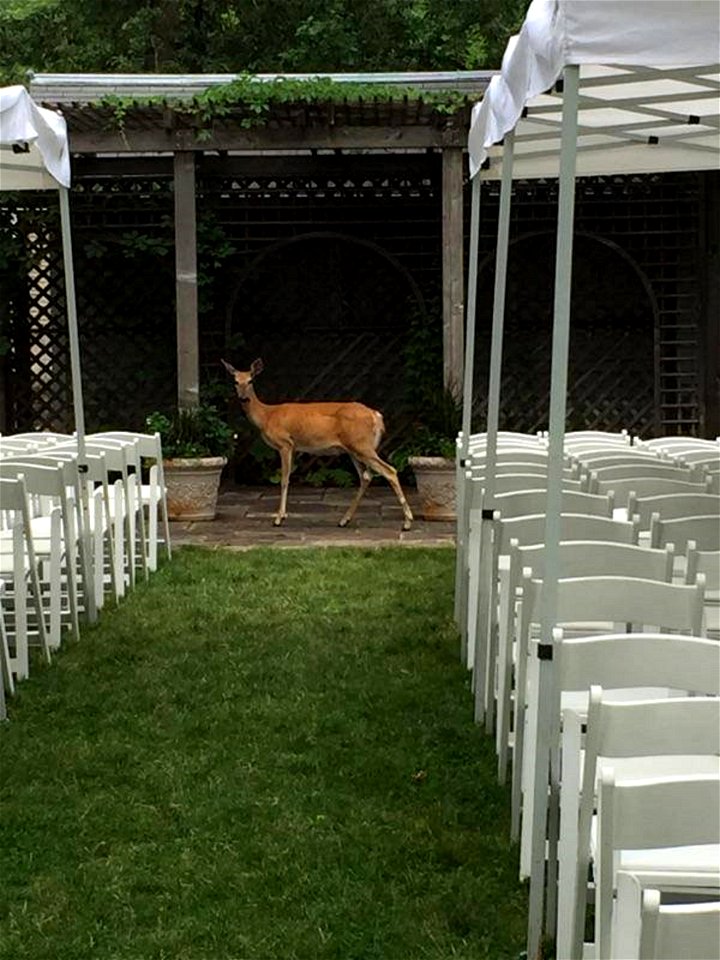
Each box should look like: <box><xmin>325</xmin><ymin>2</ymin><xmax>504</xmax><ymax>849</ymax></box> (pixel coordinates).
<box><xmin>222</xmin><ymin>358</ymin><xmax>413</xmax><ymax>530</ymax></box>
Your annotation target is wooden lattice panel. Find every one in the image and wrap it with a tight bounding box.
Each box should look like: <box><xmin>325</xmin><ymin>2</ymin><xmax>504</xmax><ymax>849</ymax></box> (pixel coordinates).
<box><xmin>26</xmin><ymin>239</ymin><xmax>73</xmax><ymax>431</ymax></box>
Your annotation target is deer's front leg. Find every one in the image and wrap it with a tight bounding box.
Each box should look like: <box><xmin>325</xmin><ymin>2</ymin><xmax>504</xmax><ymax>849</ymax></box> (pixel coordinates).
<box><xmin>274</xmin><ymin>443</ymin><xmax>293</xmax><ymax>526</ymax></box>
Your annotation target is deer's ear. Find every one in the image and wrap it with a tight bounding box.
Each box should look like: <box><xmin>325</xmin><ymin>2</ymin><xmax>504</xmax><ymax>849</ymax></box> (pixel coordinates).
<box><xmin>251</xmin><ymin>358</ymin><xmax>264</xmax><ymax>378</ymax></box>
<box><xmin>221</xmin><ymin>359</ymin><xmax>237</xmax><ymax>377</ymax></box>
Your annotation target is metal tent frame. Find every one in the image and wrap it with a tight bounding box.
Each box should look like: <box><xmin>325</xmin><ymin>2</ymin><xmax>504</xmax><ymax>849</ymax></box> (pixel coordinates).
<box><xmin>0</xmin><ymin>84</ymin><xmax>85</xmax><ymax>464</ymax></box>
<box><xmin>461</xmin><ymin>1</ymin><xmax>719</xmax><ymax>955</ymax></box>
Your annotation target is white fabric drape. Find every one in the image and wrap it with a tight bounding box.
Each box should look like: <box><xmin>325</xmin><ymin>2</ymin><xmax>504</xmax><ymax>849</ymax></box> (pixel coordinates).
<box><xmin>0</xmin><ymin>84</ymin><xmax>70</xmax><ymax>189</ymax></box>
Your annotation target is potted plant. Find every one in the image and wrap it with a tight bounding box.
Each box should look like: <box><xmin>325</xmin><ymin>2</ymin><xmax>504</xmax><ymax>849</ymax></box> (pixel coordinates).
<box><xmin>391</xmin><ymin>387</ymin><xmax>462</xmax><ymax>521</ymax></box>
<box><xmin>146</xmin><ymin>405</ymin><xmax>235</xmax><ymax>520</ymax></box>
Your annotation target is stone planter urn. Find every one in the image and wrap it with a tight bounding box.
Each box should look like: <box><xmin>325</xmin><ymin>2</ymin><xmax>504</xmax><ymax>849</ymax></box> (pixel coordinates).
<box><xmin>408</xmin><ymin>456</ymin><xmax>456</xmax><ymax>521</ymax></box>
<box><xmin>163</xmin><ymin>457</ymin><xmax>227</xmax><ymax>521</ymax></box>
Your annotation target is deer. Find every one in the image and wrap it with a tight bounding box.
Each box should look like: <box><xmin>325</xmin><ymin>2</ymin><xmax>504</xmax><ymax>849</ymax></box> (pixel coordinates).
<box><xmin>221</xmin><ymin>358</ymin><xmax>413</xmax><ymax>530</ymax></box>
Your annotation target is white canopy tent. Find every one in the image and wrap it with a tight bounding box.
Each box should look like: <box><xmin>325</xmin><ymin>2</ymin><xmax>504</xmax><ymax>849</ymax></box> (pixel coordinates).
<box><xmin>462</xmin><ymin>1</ymin><xmax>719</xmax><ymax>955</ymax></box>
<box><xmin>0</xmin><ymin>84</ymin><xmax>85</xmax><ymax>462</ymax></box>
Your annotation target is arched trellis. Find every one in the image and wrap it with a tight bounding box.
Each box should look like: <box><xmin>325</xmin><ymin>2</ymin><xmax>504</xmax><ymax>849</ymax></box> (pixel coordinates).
<box><xmin>471</xmin><ymin>227</ymin><xmax>661</xmax><ymax>433</ymax></box>
<box><xmin>223</xmin><ymin>229</ymin><xmax>429</xmax><ymax>406</ymax></box>
<box><xmin>224</xmin><ymin>229</ymin><xmax>428</xmax><ymax>347</ymax></box>
<box><xmin>221</xmin><ymin>230</ymin><xmax>431</xmax><ymax>474</ymax></box>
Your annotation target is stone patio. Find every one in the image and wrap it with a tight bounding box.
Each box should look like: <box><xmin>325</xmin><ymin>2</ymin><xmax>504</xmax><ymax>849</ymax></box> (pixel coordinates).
<box><xmin>169</xmin><ymin>484</ymin><xmax>457</xmax><ymax>550</ymax></box>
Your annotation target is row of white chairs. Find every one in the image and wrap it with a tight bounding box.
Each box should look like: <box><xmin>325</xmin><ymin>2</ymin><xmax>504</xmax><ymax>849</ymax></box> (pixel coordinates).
<box><xmin>0</xmin><ymin>430</ymin><xmax>172</xmax><ymax>711</ymax></box>
<box><xmin>453</xmin><ymin>429</ymin><xmax>720</xmax><ymax>959</ymax></box>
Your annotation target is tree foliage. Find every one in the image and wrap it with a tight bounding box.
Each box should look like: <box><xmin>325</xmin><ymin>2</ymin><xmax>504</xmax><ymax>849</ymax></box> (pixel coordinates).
<box><xmin>0</xmin><ymin>0</ymin><xmax>529</xmax><ymax>86</ymax></box>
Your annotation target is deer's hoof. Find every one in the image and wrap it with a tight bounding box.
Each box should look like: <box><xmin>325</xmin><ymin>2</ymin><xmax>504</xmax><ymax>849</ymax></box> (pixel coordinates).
<box><xmin>338</xmin><ymin>518</ymin><xmax>349</xmax><ymax>528</ymax></box>
<box><xmin>273</xmin><ymin>516</ymin><xmax>284</xmax><ymax>527</ymax></box>
<box><xmin>402</xmin><ymin>519</ymin><xmax>412</xmax><ymax>531</ymax></box>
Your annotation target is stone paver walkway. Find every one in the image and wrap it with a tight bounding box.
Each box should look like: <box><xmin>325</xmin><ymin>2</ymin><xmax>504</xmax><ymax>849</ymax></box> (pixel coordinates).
<box><xmin>169</xmin><ymin>485</ymin><xmax>456</xmax><ymax>550</ymax></box>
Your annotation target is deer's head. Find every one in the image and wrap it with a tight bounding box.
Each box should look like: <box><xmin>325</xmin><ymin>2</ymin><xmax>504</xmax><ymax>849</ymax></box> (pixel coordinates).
<box><xmin>221</xmin><ymin>358</ymin><xmax>264</xmax><ymax>403</ymax></box>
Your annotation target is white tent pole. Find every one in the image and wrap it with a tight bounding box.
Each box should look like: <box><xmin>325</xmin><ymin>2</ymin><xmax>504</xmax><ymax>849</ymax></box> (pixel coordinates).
<box><xmin>58</xmin><ymin>186</ymin><xmax>97</xmax><ymax>623</ymax></box>
<box><xmin>483</xmin><ymin>128</ymin><xmax>515</xmax><ymax>505</ymax></box>
<box><xmin>472</xmin><ymin>130</ymin><xmax>515</xmax><ymax>728</ymax></box>
<box><xmin>455</xmin><ymin>174</ymin><xmax>482</xmax><ymax>640</ymax></box>
<box><xmin>527</xmin><ymin>64</ymin><xmax>580</xmax><ymax>960</ymax></box>
<box><xmin>58</xmin><ymin>186</ymin><xmax>85</xmax><ymax>464</ymax></box>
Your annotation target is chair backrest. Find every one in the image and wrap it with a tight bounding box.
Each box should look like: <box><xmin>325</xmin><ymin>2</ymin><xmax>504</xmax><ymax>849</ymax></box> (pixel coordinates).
<box><xmin>0</xmin><ymin>476</ymin><xmax>33</xmax><ymax>526</ymax></box>
<box><xmin>636</xmin><ymin>437</ymin><xmax>719</xmax><ymax>454</ymax></box>
<box><xmin>638</xmin><ymin>887</ymin><xmax>720</xmax><ymax>960</ymax></box>
<box><xmin>592</xmin><ymin>462</ymin><xmax>701</xmax><ymax>483</ymax></box>
<box><xmin>494</xmin><ymin>488</ymin><xmax>613</xmax><ymax>521</ymax></box>
<box><xmin>469</xmin><ymin>451</ymin><xmax>554</xmax><ymax>472</ymax></box>
<box><xmin>571</xmin><ymin>452</ymin><xmax>670</xmax><ymax>471</ymax></box>
<box><xmin>555</xmin><ymin>631</ymin><xmax>720</xmax><ymax>695</ymax></box>
<box><xmin>0</xmin><ymin>459</ymin><xmax>74</xmax><ymax>500</ymax></box>
<box><xmin>596</xmin><ymin>770</ymin><xmax>720</xmax><ymax>958</ymax></box>
<box><xmin>474</xmin><ymin>473</ymin><xmax>588</xmax><ymax>495</ymax></box>
<box><xmin>516</xmin><ymin>540</ymin><xmax>674</xmax><ymax>584</ymax></box>
<box><xmin>497</xmin><ymin>512</ymin><xmax>638</xmax><ymax>555</ymax></box>
<box><xmin>563</xmin><ymin>430</ymin><xmax>630</xmax><ymax>446</ymax></box>
<box><xmin>89</xmin><ymin>430</ymin><xmax>162</xmax><ymax>462</ymax></box>
<box><xmin>595</xmin><ymin>475</ymin><xmax>712</xmax><ymax>502</ymax></box>
<box><xmin>650</xmin><ymin>514</ymin><xmax>720</xmax><ymax>552</ymax></box>
<box><xmin>628</xmin><ymin>492</ymin><xmax>720</xmax><ymax>527</ymax></box>
<box><xmin>674</xmin><ymin>447</ymin><xmax>720</xmax><ymax>466</ymax></box>
<box><xmin>553</xmin><ymin>576</ymin><xmax>704</xmax><ymax>636</ymax></box>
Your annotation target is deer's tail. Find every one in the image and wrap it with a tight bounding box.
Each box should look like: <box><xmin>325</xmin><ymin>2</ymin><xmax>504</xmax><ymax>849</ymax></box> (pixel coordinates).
<box><xmin>373</xmin><ymin>410</ymin><xmax>386</xmax><ymax>449</ymax></box>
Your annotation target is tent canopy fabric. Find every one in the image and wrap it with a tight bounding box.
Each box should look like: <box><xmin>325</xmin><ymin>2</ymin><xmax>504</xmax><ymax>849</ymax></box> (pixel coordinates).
<box><xmin>0</xmin><ymin>84</ymin><xmax>70</xmax><ymax>189</ymax></box>
<box><xmin>468</xmin><ymin>0</ymin><xmax>720</xmax><ymax>179</ymax></box>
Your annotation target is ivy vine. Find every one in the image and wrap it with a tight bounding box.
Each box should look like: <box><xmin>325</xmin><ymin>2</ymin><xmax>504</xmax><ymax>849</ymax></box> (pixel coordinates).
<box><xmin>99</xmin><ymin>75</ymin><xmax>470</xmax><ymax>138</ymax></box>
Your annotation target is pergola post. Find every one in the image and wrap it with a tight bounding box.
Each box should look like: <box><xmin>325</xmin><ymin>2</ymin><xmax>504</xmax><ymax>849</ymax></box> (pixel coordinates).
<box><xmin>442</xmin><ymin>147</ymin><xmax>465</xmax><ymax>398</ymax></box>
<box><xmin>455</xmin><ymin>174</ymin><xmax>482</xmax><ymax>639</ymax></box>
<box><xmin>173</xmin><ymin>151</ymin><xmax>199</xmax><ymax>410</ymax></box>
<box><xmin>527</xmin><ymin>64</ymin><xmax>580</xmax><ymax>960</ymax></box>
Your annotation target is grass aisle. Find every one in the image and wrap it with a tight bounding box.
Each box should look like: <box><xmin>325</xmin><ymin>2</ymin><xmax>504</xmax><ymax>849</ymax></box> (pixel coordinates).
<box><xmin>0</xmin><ymin>547</ymin><xmax>527</xmax><ymax>960</ymax></box>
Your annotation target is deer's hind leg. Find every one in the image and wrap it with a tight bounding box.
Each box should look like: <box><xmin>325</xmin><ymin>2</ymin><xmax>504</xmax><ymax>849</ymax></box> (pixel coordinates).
<box><xmin>338</xmin><ymin>457</ymin><xmax>372</xmax><ymax>528</ymax></box>
<box><xmin>274</xmin><ymin>443</ymin><xmax>294</xmax><ymax>526</ymax></box>
<box><xmin>362</xmin><ymin>453</ymin><xmax>413</xmax><ymax>531</ymax></box>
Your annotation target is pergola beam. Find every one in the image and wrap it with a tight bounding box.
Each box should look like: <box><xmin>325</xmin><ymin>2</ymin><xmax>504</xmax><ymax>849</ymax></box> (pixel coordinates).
<box><xmin>68</xmin><ymin>125</ymin><xmax>466</xmax><ymax>154</ymax></box>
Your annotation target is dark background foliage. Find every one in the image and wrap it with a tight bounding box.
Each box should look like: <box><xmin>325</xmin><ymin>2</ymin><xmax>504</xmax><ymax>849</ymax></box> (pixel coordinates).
<box><xmin>0</xmin><ymin>0</ymin><xmax>529</xmax><ymax>85</ymax></box>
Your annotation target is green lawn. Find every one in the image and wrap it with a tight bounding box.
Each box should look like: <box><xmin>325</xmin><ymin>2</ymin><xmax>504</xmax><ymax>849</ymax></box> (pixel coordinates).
<box><xmin>0</xmin><ymin>546</ymin><xmax>527</xmax><ymax>960</ymax></box>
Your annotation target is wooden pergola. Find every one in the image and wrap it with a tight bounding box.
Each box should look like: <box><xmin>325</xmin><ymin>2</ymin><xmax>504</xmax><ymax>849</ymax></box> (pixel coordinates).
<box><xmin>31</xmin><ymin>72</ymin><xmax>490</xmax><ymax>409</ymax></box>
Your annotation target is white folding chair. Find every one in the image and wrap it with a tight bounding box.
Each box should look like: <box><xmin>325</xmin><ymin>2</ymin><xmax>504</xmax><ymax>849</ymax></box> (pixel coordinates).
<box><xmin>496</xmin><ymin>540</ymin><xmax>674</xmax><ymax>784</ymax></box>
<box><xmin>595</xmin><ymin>771</ymin><xmax>720</xmax><ymax>959</ymax></box>
<box><xmin>460</xmin><ymin>472</ymin><xmax>591</xmax><ymax>661</ymax></box>
<box><xmin>471</xmin><ymin>512</ymin><xmax>639</xmax><ymax>730</ymax></box>
<box><xmin>613</xmin><ymin>873</ymin><xmax>720</xmax><ymax>960</ymax></box>
<box><xmin>0</xmin><ymin>580</ymin><xmax>15</xmax><ymax>706</ymax></box>
<box><xmin>49</xmin><ymin>438</ymin><xmax>144</xmax><ymax>590</ymax></box>
<box><xmin>516</xmin><ymin>577</ymin><xmax>705</xmax><ymax>871</ymax></box>
<box><xmin>0</xmin><ymin>477</ymin><xmax>51</xmax><ymax>679</ymax></box>
<box><xmin>560</xmin><ymin>689</ymin><xmax>720</xmax><ymax>959</ymax></box>
<box><xmin>89</xmin><ymin>430</ymin><xmax>172</xmax><ymax>570</ymax></box>
<box><xmin>0</xmin><ymin>460</ymin><xmax>85</xmax><ymax>645</ymax></box>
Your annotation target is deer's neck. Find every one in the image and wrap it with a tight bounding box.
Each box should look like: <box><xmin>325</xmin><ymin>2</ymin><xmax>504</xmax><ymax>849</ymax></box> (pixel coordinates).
<box><xmin>242</xmin><ymin>386</ymin><xmax>273</xmax><ymax>430</ymax></box>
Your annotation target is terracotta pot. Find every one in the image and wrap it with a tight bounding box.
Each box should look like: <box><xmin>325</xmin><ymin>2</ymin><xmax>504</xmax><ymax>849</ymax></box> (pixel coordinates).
<box><xmin>163</xmin><ymin>457</ymin><xmax>227</xmax><ymax>521</ymax></box>
<box><xmin>409</xmin><ymin>456</ymin><xmax>456</xmax><ymax>521</ymax></box>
